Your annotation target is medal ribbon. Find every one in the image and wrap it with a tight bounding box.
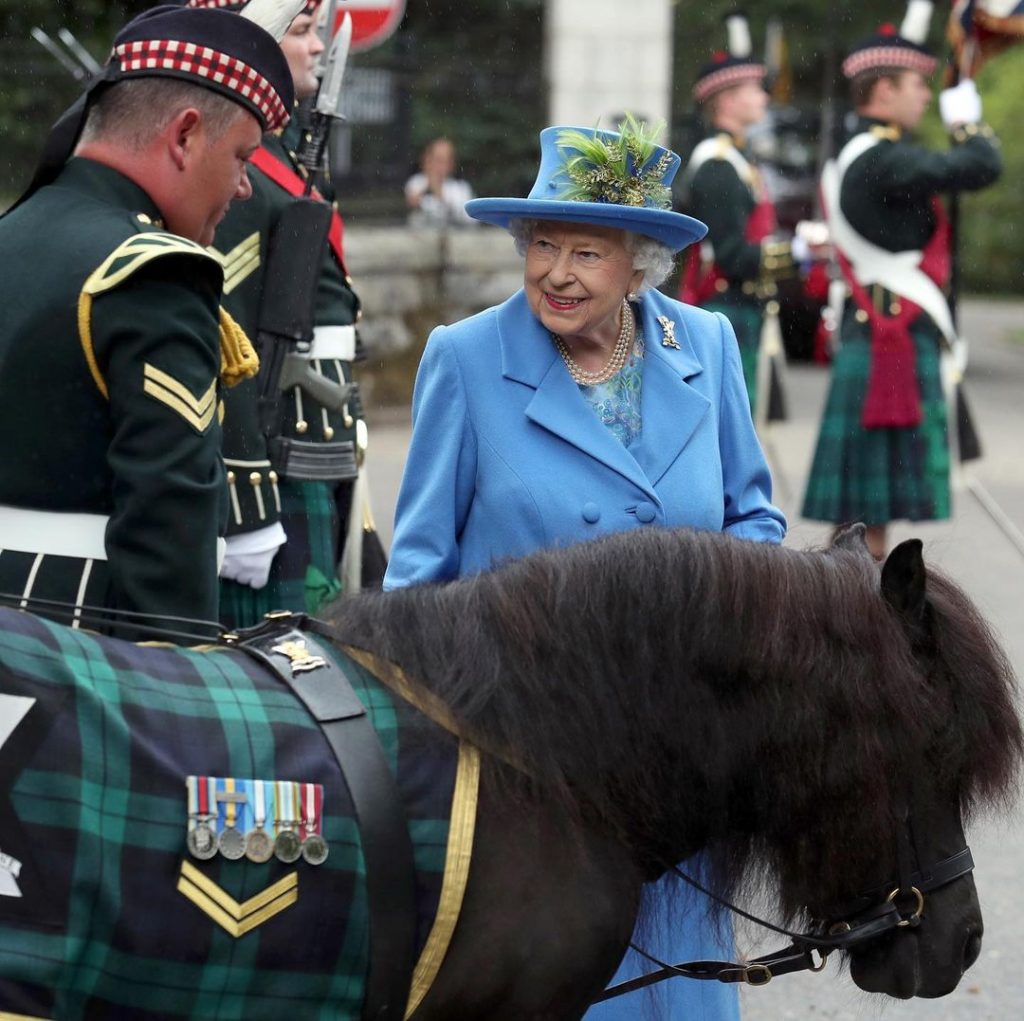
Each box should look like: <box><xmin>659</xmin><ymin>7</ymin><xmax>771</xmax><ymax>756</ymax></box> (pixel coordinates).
<box><xmin>276</xmin><ymin>780</ymin><xmax>293</xmax><ymax>831</ymax></box>
<box><xmin>254</xmin><ymin>778</ymin><xmax>266</xmax><ymax>829</ymax></box>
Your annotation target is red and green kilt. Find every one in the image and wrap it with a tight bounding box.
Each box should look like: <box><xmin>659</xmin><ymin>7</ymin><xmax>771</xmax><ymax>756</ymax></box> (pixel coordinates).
<box><xmin>220</xmin><ymin>478</ymin><xmax>354</xmax><ymax>630</ymax></box>
<box><xmin>802</xmin><ymin>314</ymin><xmax>950</xmax><ymax>525</ymax></box>
<box><xmin>701</xmin><ymin>295</ymin><xmax>762</xmax><ymax>415</ymax></box>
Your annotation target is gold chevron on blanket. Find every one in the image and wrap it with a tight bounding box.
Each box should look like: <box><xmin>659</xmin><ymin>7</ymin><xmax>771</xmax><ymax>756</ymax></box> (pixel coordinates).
<box><xmin>209</xmin><ymin>232</ymin><xmax>261</xmax><ymax>294</ymax></box>
<box><xmin>177</xmin><ymin>860</ymin><xmax>298</xmax><ymax>938</ymax></box>
<box><xmin>143</xmin><ymin>363</ymin><xmax>217</xmax><ymax>433</ymax></box>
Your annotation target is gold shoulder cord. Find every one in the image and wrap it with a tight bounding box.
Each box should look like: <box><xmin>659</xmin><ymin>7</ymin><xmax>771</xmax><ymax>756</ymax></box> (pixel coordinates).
<box><xmin>77</xmin><ymin>232</ymin><xmax>221</xmax><ymax>400</ymax></box>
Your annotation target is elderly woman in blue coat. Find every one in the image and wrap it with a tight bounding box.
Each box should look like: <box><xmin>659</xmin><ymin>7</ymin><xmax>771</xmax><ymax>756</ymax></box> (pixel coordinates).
<box><xmin>385</xmin><ymin>117</ymin><xmax>786</xmax><ymax>1019</ymax></box>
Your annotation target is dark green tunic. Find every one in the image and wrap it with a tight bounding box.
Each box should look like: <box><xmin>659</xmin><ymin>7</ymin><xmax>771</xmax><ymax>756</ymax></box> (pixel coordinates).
<box><xmin>684</xmin><ymin>133</ymin><xmax>786</xmax><ymax>413</ymax></box>
<box><xmin>803</xmin><ymin>119</ymin><xmax>1002</xmax><ymax>526</ymax></box>
<box><xmin>212</xmin><ymin>120</ymin><xmax>364</xmax><ymax>627</ymax></box>
<box><xmin>0</xmin><ymin>158</ymin><xmax>227</xmax><ymax>636</ymax></box>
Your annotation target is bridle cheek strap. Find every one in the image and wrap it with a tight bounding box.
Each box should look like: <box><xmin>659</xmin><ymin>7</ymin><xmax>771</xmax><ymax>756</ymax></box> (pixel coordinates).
<box><xmin>593</xmin><ymin>847</ymin><xmax>975</xmax><ymax>1001</ymax></box>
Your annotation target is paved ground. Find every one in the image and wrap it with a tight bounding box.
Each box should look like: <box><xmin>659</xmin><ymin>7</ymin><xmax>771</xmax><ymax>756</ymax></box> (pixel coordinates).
<box><xmin>363</xmin><ymin>297</ymin><xmax>1024</xmax><ymax>1020</ymax></box>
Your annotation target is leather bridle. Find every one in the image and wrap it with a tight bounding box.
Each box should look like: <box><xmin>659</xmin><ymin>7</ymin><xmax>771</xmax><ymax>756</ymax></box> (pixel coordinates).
<box><xmin>594</xmin><ymin>809</ymin><xmax>976</xmax><ymax>999</ymax></box>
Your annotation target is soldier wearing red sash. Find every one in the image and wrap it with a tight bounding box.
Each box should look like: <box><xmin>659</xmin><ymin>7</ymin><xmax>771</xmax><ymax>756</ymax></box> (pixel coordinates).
<box><xmin>802</xmin><ymin>0</ymin><xmax>1002</xmax><ymax>559</ymax></box>
<box><xmin>679</xmin><ymin>12</ymin><xmax>796</xmax><ymax>419</ymax></box>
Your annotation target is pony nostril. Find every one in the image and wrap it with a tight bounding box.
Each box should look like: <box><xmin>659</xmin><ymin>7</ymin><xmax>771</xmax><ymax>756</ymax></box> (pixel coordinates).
<box><xmin>963</xmin><ymin>929</ymin><xmax>983</xmax><ymax>971</ymax></box>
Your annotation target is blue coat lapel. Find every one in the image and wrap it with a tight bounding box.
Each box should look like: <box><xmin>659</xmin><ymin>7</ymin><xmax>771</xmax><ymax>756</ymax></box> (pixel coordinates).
<box><xmin>496</xmin><ymin>288</ymin><xmax>710</xmax><ymax>496</ymax></box>
<box><xmin>631</xmin><ymin>294</ymin><xmax>711</xmax><ymax>486</ymax></box>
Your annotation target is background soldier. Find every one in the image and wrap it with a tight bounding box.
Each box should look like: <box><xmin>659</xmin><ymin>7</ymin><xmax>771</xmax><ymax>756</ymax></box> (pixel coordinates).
<box><xmin>0</xmin><ymin>1</ymin><xmax>299</xmax><ymax>639</ymax></box>
<box><xmin>802</xmin><ymin>0</ymin><xmax>1002</xmax><ymax>560</ymax></box>
<box><xmin>193</xmin><ymin>0</ymin><xmax>374</xmax><ymax>627</ymax></box>
<box><xmin>679</xmin><ymin>11</ymin><xmax>798</xmax><ymax>422</ymax></box>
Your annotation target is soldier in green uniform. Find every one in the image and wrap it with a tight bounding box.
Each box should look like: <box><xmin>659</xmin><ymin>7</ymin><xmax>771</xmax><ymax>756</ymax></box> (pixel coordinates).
<box><xmin>0</xmin><ymin>2</ymin><xmax>299</xmax><ymax>638</ymax></box>
<box><xmin>193</xmin><ymin>0</ymin><xmax>372</xmax><ymax>627</ymax></box>
<box><xmin>679</xmin><ymin>12</ymin><xmax>797</xmax><ymax>420</ymax></box>
<box><xmin>802</xmin><ymin>0</ymin><xmax>1002</xmax><ymax>560</ymax></box>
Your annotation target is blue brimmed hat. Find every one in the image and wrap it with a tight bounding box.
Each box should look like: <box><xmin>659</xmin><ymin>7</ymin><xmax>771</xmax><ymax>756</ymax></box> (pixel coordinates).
<box><xmin>465</xmin><ymin>121</ymin><xmax>707</xmax><ymax>253</ymax></box>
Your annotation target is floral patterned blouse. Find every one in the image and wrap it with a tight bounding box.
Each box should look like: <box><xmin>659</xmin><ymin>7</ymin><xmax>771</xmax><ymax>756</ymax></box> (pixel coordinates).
<box><xmin>577</xmin><ymin>327</ymin><xmax>645</xmax><ymax>449</ymax></box>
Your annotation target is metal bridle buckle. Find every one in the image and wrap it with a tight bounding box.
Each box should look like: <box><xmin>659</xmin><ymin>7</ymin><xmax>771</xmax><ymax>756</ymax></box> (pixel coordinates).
<box><xmin>809</xmin><ymin>948</ymin><xmax>829</xmax><ymax>973</ymax></box>
<box><xmin>887</xmin><ymin>886</ymin><xmax>925</xmax><ymax>927</ymax></box>
<box><xmin>742</xmin><ymin>964</ymin><xmax>773</xmax><ymax>986</ymax></box>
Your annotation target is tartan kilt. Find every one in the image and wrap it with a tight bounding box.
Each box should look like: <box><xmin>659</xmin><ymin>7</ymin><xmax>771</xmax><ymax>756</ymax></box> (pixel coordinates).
<box><xmin>0</xmin><ymin>607</ymin><xmax>458</xmax><ymax>1019</ymax></box>
<box><xmin>802</xmin><ymin>313</ymin><xmax>950</xmax><ymax>525</ymax></box>
<box><xmin>701</xmin><ymin>295</ymin><xmax>762</xmax><ymax>415</ymax></box>
<box><xmin>220</xmin><ymin>477</ymin><xmax>354</xmax><ymax>630</ymax></box>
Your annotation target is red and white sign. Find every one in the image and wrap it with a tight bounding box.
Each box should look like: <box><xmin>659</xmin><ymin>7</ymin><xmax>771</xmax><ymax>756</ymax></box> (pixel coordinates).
<box><xmin>335</xmin><ymin>0</ymin><xmax>407</xmax><ymax>54</ymax></box>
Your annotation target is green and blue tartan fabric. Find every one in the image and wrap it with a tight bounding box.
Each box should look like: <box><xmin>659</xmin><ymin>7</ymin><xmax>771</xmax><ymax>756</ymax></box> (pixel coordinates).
<box><xmin>0</xmin><ymin>607</ymin><xmax>457</xmax><ymax>1020</ymax></box>
<box><xmin>802</xmin><ymin>311</ymin><xmax>950</xmax><ymax>525</ymax></box>
<box><xmin>219</xmin><ymin>478</ymin><xmax>353</xmax><ymax>628</ymax></box>
<box><xmin>701</xmin><ymin>296</ymin><xmax>762</xmax><ymax>415</ymax></box>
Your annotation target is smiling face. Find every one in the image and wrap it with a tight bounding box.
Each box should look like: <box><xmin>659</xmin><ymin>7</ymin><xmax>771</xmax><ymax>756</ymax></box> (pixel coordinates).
<box><xmin>524</xmin><ymin>222</ymin><xmax>644</xmax><ymax>349</ymax></box>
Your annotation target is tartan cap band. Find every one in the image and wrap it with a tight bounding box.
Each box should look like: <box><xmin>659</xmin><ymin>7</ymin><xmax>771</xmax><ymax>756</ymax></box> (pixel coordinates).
<box><xmin>693</xmin><ymin>62</ymin><xmax>766</xmax><ymax>103</ymax></box>
<box><xmin>111</xmin><ymin>6</ymin><xmax>294</xmax><ymax>130</ymax></box>
<box><xmin>113</xmin><ymin>37</ymin><xmax>289</xmax><ymax>130</ymax></box>
<box><xmin>842</xmin><ymin>44</ymin><xmax>938</xmax><ymax>78</ymax></box>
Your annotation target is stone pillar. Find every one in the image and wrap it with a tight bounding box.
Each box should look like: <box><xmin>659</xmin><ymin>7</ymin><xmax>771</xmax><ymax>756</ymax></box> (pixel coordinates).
<box><xmin>544</xmin><ymin>0</ymin><xmax>674</xmax><ymax>132</ymax></box>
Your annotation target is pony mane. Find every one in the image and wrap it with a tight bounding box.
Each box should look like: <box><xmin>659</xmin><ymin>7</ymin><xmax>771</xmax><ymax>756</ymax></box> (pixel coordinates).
<box><xmin>331</xmin><ymin>527</ymin><xmax>1021</xmax><ymax>916</ymax></box>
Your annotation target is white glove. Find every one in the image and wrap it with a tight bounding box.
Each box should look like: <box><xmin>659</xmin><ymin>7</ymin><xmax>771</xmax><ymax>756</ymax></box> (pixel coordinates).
<box><xmin>791</xmin><ymin>221</ymin><xmax>830</xmax><ymax>263</ymax></box>
<box><xmin>219</xmin><ymin>522</ymin><xmax>287</xmax><ymax>589</ymax></box>
<box><xmin>939</xmin><ymin>80</ymin><xmax>982</xmax><ymax>128</ymax></box>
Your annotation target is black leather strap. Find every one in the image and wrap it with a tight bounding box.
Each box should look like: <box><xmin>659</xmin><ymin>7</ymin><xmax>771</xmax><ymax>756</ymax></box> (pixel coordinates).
<box><xmin>235</xmin><ymin>622</ymin><xmax>417</xmax><ymax>1021</ymax></box>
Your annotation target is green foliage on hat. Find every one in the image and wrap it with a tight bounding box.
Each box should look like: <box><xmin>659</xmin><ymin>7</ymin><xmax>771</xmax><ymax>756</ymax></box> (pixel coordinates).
<box><xmin>555</xmin><ymin>113</ymin><xmax>673</xmax><ymax>209</ymax></box>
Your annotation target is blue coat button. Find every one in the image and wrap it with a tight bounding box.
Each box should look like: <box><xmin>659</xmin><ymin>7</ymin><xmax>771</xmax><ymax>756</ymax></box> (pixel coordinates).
<box><xmin>635</xmin><ymin>501</ymin><xmax>657</xmax><ymax>523</ymax></box>
<box><xmin>581</xmin><ymin>502</ymin><xmax>601</xmax><ymax>524</ymax></box>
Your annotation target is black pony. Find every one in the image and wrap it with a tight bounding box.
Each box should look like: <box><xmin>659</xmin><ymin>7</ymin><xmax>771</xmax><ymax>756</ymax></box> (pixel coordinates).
<box><xmin>330</xmin><ymin>524</ymin><xmax>1022</xmax><ymax>1017</ymax></box>
<box><xmin>0</xmin><ymin>525</ymin><xmax>1019</xmax><ymax>1019</ymax></box>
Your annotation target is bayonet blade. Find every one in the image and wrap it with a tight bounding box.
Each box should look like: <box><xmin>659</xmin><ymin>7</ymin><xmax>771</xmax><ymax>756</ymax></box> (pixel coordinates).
<box><xmin>313</xmin><ymin>0</ymin><xmax>339</xmax><ymax>80</ymax></box>
<box><xmin>314</xmin><ymin>11</ymin><xmax>351</xmax><ymax>119</ymax></box>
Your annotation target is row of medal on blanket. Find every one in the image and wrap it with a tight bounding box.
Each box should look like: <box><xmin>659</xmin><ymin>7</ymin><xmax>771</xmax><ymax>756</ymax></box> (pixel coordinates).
<box><xmin>186</xmin><ymin>776</ymin><xmax>328</xmax><ymax>865</ymax></box>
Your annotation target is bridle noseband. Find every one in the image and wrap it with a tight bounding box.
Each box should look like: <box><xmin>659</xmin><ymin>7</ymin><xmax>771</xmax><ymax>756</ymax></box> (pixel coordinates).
<box><xmin>594</xmin><ymin>816</ymin><xmax>975</xmax><ymax>1000</ymax></box>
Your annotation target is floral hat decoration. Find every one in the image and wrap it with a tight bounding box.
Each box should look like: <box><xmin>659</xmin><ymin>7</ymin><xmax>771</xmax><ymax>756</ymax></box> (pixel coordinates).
<box><xmin>465</xmin><ymin>114</ymin><xmax>707</xmax><ymax>252</ymax></box>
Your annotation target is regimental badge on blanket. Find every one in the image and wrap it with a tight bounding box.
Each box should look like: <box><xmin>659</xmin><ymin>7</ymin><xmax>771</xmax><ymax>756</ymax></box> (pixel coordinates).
<box><xmin>185</xmin><ymin>776</ymin><xmax>328</xmax><ymax>866</ymax></box>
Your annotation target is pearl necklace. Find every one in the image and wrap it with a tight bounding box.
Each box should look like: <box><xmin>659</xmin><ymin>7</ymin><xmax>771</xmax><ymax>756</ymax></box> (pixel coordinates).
<box><xmin>552</xmin><ymin>298</ymin><xmax>635</xmax><ymax>387</ymax></box>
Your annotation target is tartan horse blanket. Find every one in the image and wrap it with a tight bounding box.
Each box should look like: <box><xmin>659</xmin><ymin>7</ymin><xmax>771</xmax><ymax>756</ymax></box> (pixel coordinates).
<box><xmin>0</xmin><ymin>607</ymin><xmax>479</xmax><ymax>1020</ymax></box>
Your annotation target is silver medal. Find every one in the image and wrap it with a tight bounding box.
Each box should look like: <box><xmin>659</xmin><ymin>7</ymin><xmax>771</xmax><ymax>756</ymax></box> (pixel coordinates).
<box><xmin>301</xmin><ymin>832</ymin><xmax>329</xmax><ymax>866</ymax></box>
<box><xmin>218</xmin><ymin>824</ymin><xmax>246</xmax><ymax>860</ymax></box>
<box><xmin>274</xmin><ymin>827</ymin><xmax>302</xmax><ymax>863</ymax></box>
<box><xmin>187</xmin><ymin>821</ymin><xmax>218</xmax><ymax>860</ymax></box>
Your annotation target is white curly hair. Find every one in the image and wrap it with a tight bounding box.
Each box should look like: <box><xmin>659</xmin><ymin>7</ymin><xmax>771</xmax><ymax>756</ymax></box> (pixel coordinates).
<box><xmin>507</xmin><ymin>218</ymin><xmax>675</xmax><ymax>291</ymax></box>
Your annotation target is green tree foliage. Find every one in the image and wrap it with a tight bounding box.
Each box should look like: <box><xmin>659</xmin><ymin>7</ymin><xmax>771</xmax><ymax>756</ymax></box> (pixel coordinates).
<box><xmin>0</xmin><ymin>1</ymin><xmax>141</xmax><ymax>199</ymax></box>
<box><xmin>955</xmin><ymin>55</ymin><xmax>1024</xmax><ymax>294</ymax></box>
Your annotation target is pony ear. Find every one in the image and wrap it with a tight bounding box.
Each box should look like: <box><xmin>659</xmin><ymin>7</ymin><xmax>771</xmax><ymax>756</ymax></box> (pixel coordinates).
<box><xmin>831</xmin><ymin>522</ymin><xmax>870</xmax><ymax>555</ymax></box>
<box><xmin>880</xmin><ymin>539</ymin><xmax>927</xmax><ymax>623</ymax></box>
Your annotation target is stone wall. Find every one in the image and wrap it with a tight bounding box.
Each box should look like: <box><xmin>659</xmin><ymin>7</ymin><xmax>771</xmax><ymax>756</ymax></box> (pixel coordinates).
<box><xmin>346</xmin><ymin>224</ymin><xmax>525</xmax><ymax>408</ymax></box>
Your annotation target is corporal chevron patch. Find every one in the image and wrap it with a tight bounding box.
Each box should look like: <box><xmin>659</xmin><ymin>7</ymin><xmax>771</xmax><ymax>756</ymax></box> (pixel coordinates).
<box><xmin>78</xmin><ymin>233</ymin><xmax>223</xmax><ymax>401</ymax></box>
<box><xmin>83</xmin><ymin>232</ymin><xmax>220</xmax><ymax>298</ymax></box>
<box><xmin>209</xmin><ymin>231</ymin><xmax>261</xmax><ymax>294</ymax></box>
<box><xmin>143</xmin><ymin>363</ymin><xmax>218</xmax><ymax>432</ymax></box>
<box><xmin>177</xmin><ymin>860</ymin><xmax>298</xmax><ymax>937</ymax></box>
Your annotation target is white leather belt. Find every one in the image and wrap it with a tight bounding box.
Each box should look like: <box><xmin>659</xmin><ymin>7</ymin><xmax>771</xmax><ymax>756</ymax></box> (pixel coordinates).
<box><xmin>0</xmin><ymin>506</ymin><xmax>109</xmax><ymax>561</ymax></box>
<box><xmin>310</xmin><ymin>325</ymin><xmax>356</xmax><ymax>362</ymax></box>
